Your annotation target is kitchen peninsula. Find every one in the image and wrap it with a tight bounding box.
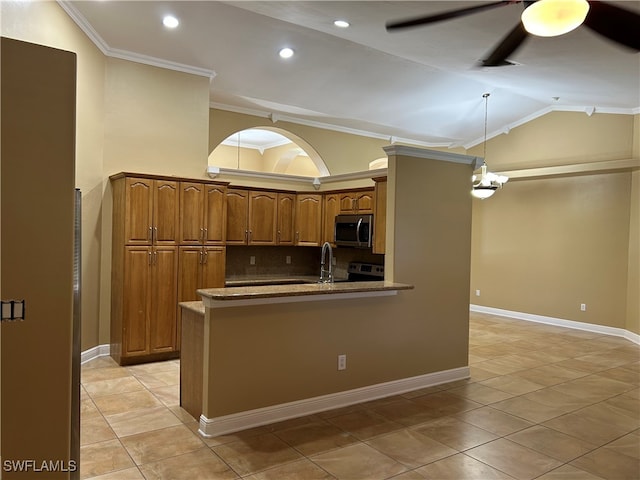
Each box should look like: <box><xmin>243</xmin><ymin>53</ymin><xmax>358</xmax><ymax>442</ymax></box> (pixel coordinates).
<box><xmin>181</xmin><ymin>280</ymin><xmax>414</xmax><ymax>436</ymax></box>
<box><xmin>180</xmin><ymin>146</ymin><xmax>480</xmax><ymax>437</ymax></box>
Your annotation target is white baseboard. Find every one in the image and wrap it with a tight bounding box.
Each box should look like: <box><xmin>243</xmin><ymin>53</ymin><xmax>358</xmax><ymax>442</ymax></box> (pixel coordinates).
<box><xmin>470</xmin><ymin>304</ymin><xmax>640</xmax><ymax>345</ymax></box>
<box><xmin>81</xmin><ymin>344</ymin><xmax>111</xmax><ymax>364</ymax></box>
<box><xmin>198</xmin><ymin>366</ymin><xmax>470</xmax><ymax>438</ymax></box>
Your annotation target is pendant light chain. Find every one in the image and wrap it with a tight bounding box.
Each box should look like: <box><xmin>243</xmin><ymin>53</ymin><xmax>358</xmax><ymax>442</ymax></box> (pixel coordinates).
<box><xmin>483</xmin><ymin>92</ymin><xmax>489</xmax><ymax>163</ymax></box>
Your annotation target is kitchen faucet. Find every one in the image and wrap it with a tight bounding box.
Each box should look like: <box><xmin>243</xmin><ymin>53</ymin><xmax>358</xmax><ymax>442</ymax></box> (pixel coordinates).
<box><xmin>320</xmin><ymin>241</ymin><xmax>333</xmax><ymax>283</ymax></box>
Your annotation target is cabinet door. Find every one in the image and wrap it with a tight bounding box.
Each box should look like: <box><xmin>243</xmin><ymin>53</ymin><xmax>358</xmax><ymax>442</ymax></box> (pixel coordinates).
<box><xmin>356</xmin><ymin>190</ymin><xmax>375</xmax><ymax>213</ymax></box>
<box><xmin>277</xmin><ymin>193</ymin><xmax>295</xmax><ymax>245</ymax></box>
<box><xmin>179</xmin><ymin>182</ymin><xmax>205</xmax><ymax>245</ymax></box>
<box><xmin>295</xmin><ymin>194</ymin><xmax>322</xmax><ymax>246</ymax></box>
<box><xmin>204</xmin><ymin>184</ymin><xmax>226</xmax><ymax>244</ymax></box>
<box><xmin>123</xmin><ymin>246</ymin><xmax>151</xmax><ymax>356</ymax></box>
<box><xmin>177</xmin><ymin>247</ymin><xmax>203</xmax><ymax>304</ymax></box>
<box><xmin>322</xmin><ymin>193</ymin><xmax>340</xmax><ymax>245</ymax></box>
<box><xmin>249</xmin><ymin>191</ymin><xmax>277</xmax><ymax>245</ymax></box>
<box><xmin>339</xmin><ymin>192</ymin><xmax>356</xmax><ymax>213</ymax></box>
<box><xmin>373</xmin><ymin>180</ymin><xmax>387</xmax><ymax>255</ymax></box>
<box><xmin>124</xmin><ymin>177</ymin><xmax>153</xmax><ymax>245</ymax></box>
<box><xmin>149</xmin><ymin>246</ymin><xmax>178</xmax><ymax>353</ymax></box>
<box><xmin>202</xmin><ymin>246</ymin><xmax>226</xmax><ymax>288</ymax></box>
<box><xmin>226</xmin><ymin>189</ymin><xmax>249</xmax><ymax>244</ymax></box>
<box><xmin>153</xmin><ymin>180</ymin><xmax>179</xmax><ymax>245</ymax></box>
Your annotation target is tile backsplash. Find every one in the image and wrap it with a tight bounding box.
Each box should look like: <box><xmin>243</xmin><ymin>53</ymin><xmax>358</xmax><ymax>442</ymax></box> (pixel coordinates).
<box><xmin>225</xmin><ymin>245</ymin><xmax>384</xmax><ymax>279</ymax></box>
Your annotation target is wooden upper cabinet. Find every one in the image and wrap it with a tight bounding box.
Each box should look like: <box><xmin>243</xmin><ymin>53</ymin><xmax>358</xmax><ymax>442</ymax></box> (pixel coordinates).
<box><xmin>179</xmin><ymin>182</ymin><xmax>205</xmax><ymax>244</ymax></box>
<box><xmin>248</xmin><ymin>191</ymin><xmax>277</xmax><ymax>245</ymax></box>
<box><xmin>226</xmin><ymin>189</ymin><xmax>249</xmax><ymax>244</ymax></box>
<box><xmin>355</xmin><ymin>191</ymin><xmax>374</xmax><ymax>213</ymax></box>
<box><xmin>204</xmin><ymin>184</ymin><xmax>226</xmax><ymax>244</ymax></box>
<box><xmin>124</xmin><ymin>177</ymin><xmax>153</xmax><ymax>245</ymax></box>
<box><xmin>124</xmin><ymin>177</ymin><xmax>178</xmax><ymax>245</ymax></box>
<box><xmin>179</xmin><ymin>182</ymin><xmax>226</xmax><ymax>245</ymax></box>
<box><xmin>322</xmin><ymin>193</ymin><xmax>340</xmax><ymax>245</ymax></box>
<box><xmin>339</xmin><ymin>192</ymin><xmax>357</xmax><ymax>213</ymax></box>
<box><xmin>153</xmin><ymin>180</ymin><xmax>179</xmax><ymax>244</ymax></box>
<box><xmin>277</xmin><ymin>193</ymin><xmax>296</xmax><ymax>245</ymax></box>
<box><xmin>295</xmin><ymin>193</ymin><xmax>323</xmax><ymax>246</ymax></box>
<box><xmin>339</xmin><ymin>189</ymin><xmax>374</xmax><ymax>214</ymax></box>
<box><xmin>373</xmin><ymin>178</ymin><xmax>387</xmax><ymax>255</ymax></box>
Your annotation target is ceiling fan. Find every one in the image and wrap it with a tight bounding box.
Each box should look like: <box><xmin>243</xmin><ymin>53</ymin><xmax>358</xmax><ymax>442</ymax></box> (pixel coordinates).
<box><xmin>386</xmin><ymin>0</ymin><xmax>640</xmax><ymax>67</ymax></box>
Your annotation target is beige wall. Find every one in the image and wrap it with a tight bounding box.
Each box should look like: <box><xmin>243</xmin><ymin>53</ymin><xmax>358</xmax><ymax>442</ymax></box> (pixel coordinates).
<box><xmin>470</xmin><ymin>112</ymin><xmax>639</xmax><ymax>334</ymax></box>
<box><xmin>471</xmin><ymin>172</ymin><xmax>632</xmax><ymax>328</ymax></box>
<box><xmin>468</xmin><ymin>112</ymin><xmax>636</xmax><ymax>170</ymax></box>
<box><xmin>627</xmin><ymin>169</ymin><xmax>640</xmax><ymax>334</ymax></box>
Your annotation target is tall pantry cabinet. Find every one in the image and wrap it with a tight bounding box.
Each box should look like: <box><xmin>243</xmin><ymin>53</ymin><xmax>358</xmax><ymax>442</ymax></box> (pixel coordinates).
<box><xmin>111</xmin><ymin>174</ymin><xmax>180</xmax><ymax>364</ymax></box>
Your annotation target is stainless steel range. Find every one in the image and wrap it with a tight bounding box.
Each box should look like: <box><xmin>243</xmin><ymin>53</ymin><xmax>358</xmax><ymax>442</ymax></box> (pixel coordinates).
<box><xmin>347</xmin><ymin>262</ymin><xmax>384</xmax><ymax>282</ymax></box>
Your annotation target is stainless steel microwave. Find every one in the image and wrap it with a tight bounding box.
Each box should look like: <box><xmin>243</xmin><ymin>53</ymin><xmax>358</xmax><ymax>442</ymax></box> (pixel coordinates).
<box><xmin>334</xmin><ymin>214</ymin><xmax>373</xmax><ymax>248</ymax></box>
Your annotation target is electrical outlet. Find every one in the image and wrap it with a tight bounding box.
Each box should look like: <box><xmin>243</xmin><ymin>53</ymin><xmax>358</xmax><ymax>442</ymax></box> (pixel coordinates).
<box><xmin>475</xmin><ymin>289</ymin><xmax>480</xmax><ymax>297</ymax></box>
<box><xmin>337</xmin><ymin>354</ymin><xmax>347</xmax><ymax>371</ymax></box>
<box><xmin>580</xmin><ymin>303</ymin><xmax>586</xmax><ymax>311</ymax></box>
<box><xmin>249</xmin><ymin>256</ymin><xmax>256</xmax><ymax>265</ymax></box>
<box><xmin>285</xmin><ymin>255</ymin><xmax>291</xmax><ymax>264</ymax></box>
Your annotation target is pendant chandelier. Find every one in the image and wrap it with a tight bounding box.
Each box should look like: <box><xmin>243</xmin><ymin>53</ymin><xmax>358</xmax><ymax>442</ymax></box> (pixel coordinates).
<box><xmin>471</xmin><ymin>93</ymin><xmax>508</xmax><ymax>200</ymax></box>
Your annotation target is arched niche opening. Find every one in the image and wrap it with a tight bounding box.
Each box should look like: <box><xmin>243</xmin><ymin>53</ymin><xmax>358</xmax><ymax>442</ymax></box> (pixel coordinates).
<box><xmin>208</xmin><ymin>127</ymin><xmax>329</xmax><ymax>177</ymax></box>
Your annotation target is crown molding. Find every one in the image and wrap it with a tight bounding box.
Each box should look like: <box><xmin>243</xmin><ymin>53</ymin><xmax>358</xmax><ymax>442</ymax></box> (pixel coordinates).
<box><xmin>206</xmin><ymin>166</ymin><xmax>387</xmax><ymax>189</ymax></box>
<box><xmin>209</xmin><ymin>102</ymin><xmax>449</xmax><ymax>149</ymax></box>
<box><xmin>497</xmin><ymin>157</ymin><xmax>640</xmax><ymax>180</ymax></box>
<box><xmin>462</xmin><ymin>104</ymin><xmax>640</xmax><ymax>149</ymax></box>
<box><xmin>57</xmin><ymin>1</ymin><xmax>215</xmax><ymax>79</ymax></box>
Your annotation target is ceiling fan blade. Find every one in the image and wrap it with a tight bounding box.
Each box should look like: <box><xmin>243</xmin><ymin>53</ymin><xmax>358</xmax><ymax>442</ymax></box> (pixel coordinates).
<box><xmin>481</xmin><ymin>22</ymin><xmax>529</xmax><ymax>66</ymax></box>
<box><xmin>583</xmin><ymin>1</ymin><xmax>640</xmax><ymax>51</ymax></box>
<box><xmin>386</xmin><ymin>1</ymin><xmax>516</xmax><ymax>31</ymax></box>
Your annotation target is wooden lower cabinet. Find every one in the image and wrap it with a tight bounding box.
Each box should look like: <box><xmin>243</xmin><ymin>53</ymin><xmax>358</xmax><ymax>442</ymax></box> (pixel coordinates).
<box><xmin>176</xmin><ymin>246</ymin><xmax>225</xmax><ymax>350</ymax></box>
<box><xmin>178</xmin><ymin>246</ymin><xmax>225</xmax><ymax>302</ymax></box>
<box><xmin>121</xmin><ymin>246</ymin><xmax>178</xmax><ymax>360</ymax></box>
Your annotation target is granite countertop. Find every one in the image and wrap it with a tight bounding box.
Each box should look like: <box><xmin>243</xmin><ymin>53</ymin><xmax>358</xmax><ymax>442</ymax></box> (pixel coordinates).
<box><xmin>179</xmin><ymin>301</ymin><xmax>205</xmax><ymax>314</ymax></box>
<box><xmin>198</xmin><ymin>281</ymin><xmax>413</xmax><ymax>302</ymax></box>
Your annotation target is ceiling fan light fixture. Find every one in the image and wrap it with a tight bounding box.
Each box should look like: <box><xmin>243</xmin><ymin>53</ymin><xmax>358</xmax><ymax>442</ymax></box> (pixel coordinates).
<box><xmin>521</xmin><ymin>0</ymin><xmax>590</xmax><ymax>37</ymax></box>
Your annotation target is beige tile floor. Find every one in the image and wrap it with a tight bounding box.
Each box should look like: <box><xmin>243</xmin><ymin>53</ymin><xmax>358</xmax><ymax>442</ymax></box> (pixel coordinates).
<box><xmin>80</xmin><ymin>312</ymin><xmax>640</xmax><ymax>479</ymax></box>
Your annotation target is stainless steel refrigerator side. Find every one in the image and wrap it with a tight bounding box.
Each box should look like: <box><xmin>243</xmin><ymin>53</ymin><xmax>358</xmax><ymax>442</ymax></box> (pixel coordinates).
<box><xmin>71</xmin><ymin>188</ymin><xmax>81</xmax><ymax>480</ymax></box>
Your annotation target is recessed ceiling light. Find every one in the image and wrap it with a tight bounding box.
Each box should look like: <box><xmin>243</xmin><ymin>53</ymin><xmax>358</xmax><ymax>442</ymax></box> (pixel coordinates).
<box><xmin>334</xmin><ymin>20</ymin><xmax>350</xmax><ymax>28</ymax></box>
<box><xmin>163</xmin><ymin>15</ymin><xmax>179</xmax><ymax>29</ymax></box>
<box><xmin>279</xmin><ymin>47</ymin><xmax>294</xmax><ymax>59</ymax></box>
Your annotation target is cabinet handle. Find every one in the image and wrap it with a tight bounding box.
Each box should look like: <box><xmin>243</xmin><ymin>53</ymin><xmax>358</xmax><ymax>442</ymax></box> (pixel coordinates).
<box><xmin>245</xmin><ymin>229</ymin><xmax>248</xmax><ymax>242</ymax></box>
<box><xmin>148</xmin><ymin>226</ymin><xmax>153</xmax><ymax>242</ymax></box>
<box><xmin>153</xmin><ymin>226</ymin><xmax>158</xmax><ymax>242</ymax></box>
<box><xmin>200</xmin><ymin>227</ymin><xmax>204</xmax><ymax>242</ymax></box>
<box><xmin>199</xmin><ymin>250</ymin><xmax>204</xmax><ymax>265</ymax></box>
<box><xmin>203</xmin><ymin>250</ymin><xmax>208</xmax><ymax>264</ymax></box>
<box><xmin>204</xmin><ymin>227</ymin><xmax>208</xmax><ymax>241</ymax></box>
<box><xmin>277</xmin><ymin>230</ymin><xmax>281</xmax><ymax>242</ymax></box>
<box><xmin>148</xmin><ymin>251</ymin><xmax>152</xmax><ymax>265</ymax></box>
<box><xmin>153</xmin><ymin>250</ymin><xmax>157</xmax><ymax>265</ymax></box>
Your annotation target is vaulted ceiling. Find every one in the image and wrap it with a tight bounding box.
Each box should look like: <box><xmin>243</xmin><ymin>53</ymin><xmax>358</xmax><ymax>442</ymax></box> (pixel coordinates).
<box><xmin>64</xmin><ymin>1</ymin><xmax>640</xmax><ymax>148</ymax></box>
